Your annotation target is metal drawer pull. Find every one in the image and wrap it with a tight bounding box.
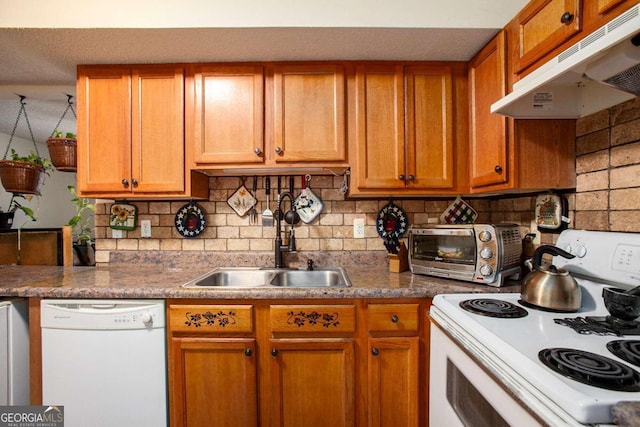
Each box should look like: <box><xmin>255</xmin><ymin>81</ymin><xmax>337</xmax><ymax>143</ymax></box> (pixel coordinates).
<box><xmin>391</xmin><ymin>315</ymin><xmax>399</xmax><ymax>323</ymax></box>
<box><xmin>371</xmin><ymin>347</ymin><xmax>379</xmax><ymax>356</ymax></box>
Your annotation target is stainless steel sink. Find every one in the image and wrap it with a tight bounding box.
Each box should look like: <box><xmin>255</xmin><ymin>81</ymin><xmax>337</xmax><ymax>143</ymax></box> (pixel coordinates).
<box><xmin>269</xmin><ymin>269</ymin><xmax>351</xmax><ymax>287</ymax></box>
<box><xmin>182</xmin><ymin>267</ymin><xmax>351</xmax><ymax>288</ymax></box>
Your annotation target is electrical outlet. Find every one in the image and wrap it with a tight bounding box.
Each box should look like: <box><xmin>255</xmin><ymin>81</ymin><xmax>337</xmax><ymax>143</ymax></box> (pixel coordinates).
<box><xmin>112</xmin><ymin>229</ymin><xmax>123</xmax><ymax>239</ymax></box>
<box><xmin>353</xmin><ymin>218</ymin><xmax>365</xmax><ymax>239</ymax></box>
<box><xmin>141</xmin><ymin>220</ymin><xmax>152</xmax><ymax>238</ymax></box>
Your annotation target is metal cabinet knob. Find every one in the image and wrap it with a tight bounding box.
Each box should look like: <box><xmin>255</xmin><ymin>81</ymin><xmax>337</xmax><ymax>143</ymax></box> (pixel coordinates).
<box><xmin>131</xmin><ymin>178</ymin><xmax>138</xmax><ymax>187</ymax></box>
<box><xmin>391</xmin><ymin>315</ymin><xmax>399</xmax><ymax>323</ymax></box>
<box><xmin>398</xmin><ymin>174</ymin><xmax>405</xmax><ymax>181</ymax></box>
<box><xmin>245</xmin><ymin>348</ymin><xmax>252</xmax><ymax>357</ymax></box>
<box><xmin>560</xmin><ymin>12</ymin><xmax>574</xmax><ymax>24</ymax></box>
<box><xmin>271</xmin><ymin>349</ymin><xmax>278</xmax><ymax>357</ymax></box>
<box><xmin>121</xmin><ymin>179</ymin><xmax>129</xmax><ymax>187</ymax></box>
<box><xmin>494</xmin><ymin>165</ymin><xmax>503</xmax><ymax>173</ymax></box>
<box><xmin>408</xmin><ymin>175</ymin><xmax>415</xmax><ymax>181</ymax></box>
<box><xmin>275</xmin><ymin>146</ymin><xmax>283</xmax><ymax>154</ymax></box>
<box><xmin>254</xmin><ymin>147</ymin><xmax>262</xmax><ymax>155</ymax></box>
<box><xmin>371</xmin><ymin>347</ymin><xmax>379</xmax><ymax>356</ymax></box>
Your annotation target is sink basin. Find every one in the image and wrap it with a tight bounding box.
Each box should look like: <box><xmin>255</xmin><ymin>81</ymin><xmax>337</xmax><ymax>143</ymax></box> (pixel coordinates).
<box><xmin>182</xmin><ymin>267</ymin><xmax>351</xmax><ymax>288</ymax></box>
<box><xmin>183</xmin><ymin>268</ymin><xmax>277</xmax><ymax>288</ymax></box>
<box><xmin>269</xmin><ymin>269</ymin><xmax>351</xmax><ymax>287</ymax></box>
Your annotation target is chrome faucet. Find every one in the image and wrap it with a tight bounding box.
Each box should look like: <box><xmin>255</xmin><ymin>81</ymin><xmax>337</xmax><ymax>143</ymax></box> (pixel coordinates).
<box><xmin>274</xmin><ymin>192</ymin><xmax>297</xmax><ymax>268</ymax></box>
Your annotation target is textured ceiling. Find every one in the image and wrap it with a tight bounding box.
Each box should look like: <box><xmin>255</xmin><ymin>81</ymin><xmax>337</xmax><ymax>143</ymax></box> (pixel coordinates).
<box><xmin>0</xmin><ymin>24</ymin><xmax>515</xmax><ymax>145</ymax></box>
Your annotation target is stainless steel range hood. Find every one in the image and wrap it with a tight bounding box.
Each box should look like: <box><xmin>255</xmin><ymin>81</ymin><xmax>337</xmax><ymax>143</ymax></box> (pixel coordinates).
<box><xmin>491</xmin><ymin>3</ymin><xmax>640</xmax><ymax>119</ymax></box>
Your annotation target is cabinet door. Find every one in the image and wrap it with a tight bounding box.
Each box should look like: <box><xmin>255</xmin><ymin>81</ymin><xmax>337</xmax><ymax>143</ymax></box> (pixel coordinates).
<box><xmin>77</xmin><ymin>66</ymin><xmax>131</xmax><ymax>193</ymax></box>
<box><xmin>268</xmin><ymin>339</ymin><xmax>355</xmax><ymax>427</ymax></box>
<box><xmin>272</xmin><ymin>64</ymin><xmax>346</xmax><ymax>163</ymax></box>
<box><xmin>131</xmin><ymin>66</ymin><xmax>185</xmax><ymax>193</ymax></box>
<box><xmin>405</xmin><ymin>65</ymin><xmax>454</xmax><ymax>190</ymax></box>
<box><xmin>169</xmin><ymin>338</ymin><xmax>258</xmax><ymax>427</ymax></box>
<box><xmin>351</xmin><ymin>64</ymin><xmax>406</xmax><ymax>190</ymax></box>
<box><xmin>515</xmin><ymin>0</ymin><xmax>581</xmax><ymax>73</ymax></box>
<box><xmin>368</xmin><ymin>337</ymin><xmax>420</xmax><ymax>427</ymax></box>
<box><xmin>469</xmin><ymin>32</ymin><xmax>509</xmax><ymax>189</ymax></box>
<box><xmin>191</xmin><ymin>65</ymin><xmax>264</xmax><ymax>165</ymax></box>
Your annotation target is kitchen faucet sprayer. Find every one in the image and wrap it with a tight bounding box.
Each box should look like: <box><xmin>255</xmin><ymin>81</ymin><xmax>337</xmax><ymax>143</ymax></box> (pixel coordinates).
<box><xmin>275</xmin><ymin>192</ymin><xmax>297</xmax><ymax>268</ymax></box>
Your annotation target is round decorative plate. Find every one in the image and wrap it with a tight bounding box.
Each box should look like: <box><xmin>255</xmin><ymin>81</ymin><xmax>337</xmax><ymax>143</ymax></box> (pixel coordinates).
<box><xmin>376</xmin><ymin>202</ymin><xmax>408</xmax><ymax>238</ymax></box>
<box><xmin>175</xmin><ymin>202</ymin><xmax>206</xmax><ymax>238</ymax></box>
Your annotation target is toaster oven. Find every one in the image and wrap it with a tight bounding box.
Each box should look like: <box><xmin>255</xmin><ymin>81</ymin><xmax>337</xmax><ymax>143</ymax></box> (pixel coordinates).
<box><xmin>408</xmin><ymin>224</ymin><xmax>522</xmax><ymax>286</ymax></box>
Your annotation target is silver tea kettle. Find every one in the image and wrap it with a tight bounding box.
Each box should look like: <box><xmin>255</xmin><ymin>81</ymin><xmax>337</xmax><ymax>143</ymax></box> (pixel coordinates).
<box><xmin>521</xmin><ymin>245</ymin><xmax>581</xmax><ymax>312</ymax></box>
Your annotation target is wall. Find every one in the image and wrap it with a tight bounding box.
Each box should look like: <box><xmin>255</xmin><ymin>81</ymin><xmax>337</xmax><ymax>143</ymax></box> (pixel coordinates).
<box><xmin>94</xmin><ymin>97</ymin><xmax>640</xmax><ymax>265</ymax></box>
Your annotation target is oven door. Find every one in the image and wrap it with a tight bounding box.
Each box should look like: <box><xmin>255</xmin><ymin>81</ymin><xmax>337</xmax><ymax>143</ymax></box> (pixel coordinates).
<box><xmin>430</xmin><ymin>324</ymin><xmax>542</xmax><ymax>427</ymax></box>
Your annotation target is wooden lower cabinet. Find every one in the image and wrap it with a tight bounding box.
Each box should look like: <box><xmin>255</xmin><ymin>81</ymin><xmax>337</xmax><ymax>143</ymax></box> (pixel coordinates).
<box><xmin>269</xmin><ymin>339</ymin><xmax>356</xmax><ymax>427</ymax></box>
<box><xmin>170</xmin><ymin>338</ymin><xmax>258</xmax><ymax>427</ymax></box>
<box><xmin>168</xmin><ymin>298</ymin><xmax>430</xmax><ymax>426</ymax></box>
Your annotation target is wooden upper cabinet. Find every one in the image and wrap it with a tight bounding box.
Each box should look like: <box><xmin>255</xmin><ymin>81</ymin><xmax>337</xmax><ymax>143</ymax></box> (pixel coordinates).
<box><xmin>513</xmin><ymin>0</ymin><xmax>581</xmax><ymax>74</ymax></box>
<box><xmin>405</xmin><ymin>65</ymin><xmax>454</xmax><ymax>190</ymax></box>
<box><xmin>190</xmin><ymin>65</ymin><xmax>264</xmax><ymax>165</ymax></box>
<box><xmin>351</xmin><ymin>64</ymin><xmax>406</xmax><ymax>191</ymax></box>
<box><xmin>131</xmin><ymin>67</ymin><xmax>185</xmax><ymax>193</ymax></box>
<box><xmin>469</xmin><ymin>31</ymin><xmax>509</xmax><ymax>189</ymax></box>
<box><xmin>349</xmin><ymin>64</ymin><xmax>456</xmax><ymax>196</ymax></box>
<box><xmin>271</xmin><ymin>64</ymin><xmax>347</xmax><ymax>163</ymax></box>
<box><xmin>77</xmin><ymin>65</ymin><xmax>204</xmax><ymax>198</ymax></box>
<box><xmin>77</xmin><ymin>67</ymin><xmax>131</xmax><ymax>194</ymax></box>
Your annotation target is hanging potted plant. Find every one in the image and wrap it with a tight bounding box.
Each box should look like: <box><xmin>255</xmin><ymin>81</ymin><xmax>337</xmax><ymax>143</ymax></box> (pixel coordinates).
<box><xmin>66</xmin><ymin>185</ymin><xmax>95</xmax><ymax>265</ymax></box>
<box><xmin>1</xmin><ymin>95</ymin><xmax>55</xmax><ymax>194</ymax></box>
<box><xmin>46</xmin><ymin>130</ymin><xmax>77</xmax><ymax>172</ymax></box>
<box><xmin>0</xmin><ymin>193</ymin><xmax>38</xmax><ymax>229</ymax></box>
<box><xmin>0</xmin><ymin>149</ymin><xmax>55</xmax><ymax>194</ymax></box>
<box><xmin>46</xmin><ymin>95</ymin><xmax>77</xmax><ymax>172</ymax></box>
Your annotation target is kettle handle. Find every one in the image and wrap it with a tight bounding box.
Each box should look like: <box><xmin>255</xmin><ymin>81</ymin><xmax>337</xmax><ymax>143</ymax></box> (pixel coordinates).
<box><xmin>532</xmin><ymin>245</ymin><xmax>575</xmax><ymax>270</ymax></box>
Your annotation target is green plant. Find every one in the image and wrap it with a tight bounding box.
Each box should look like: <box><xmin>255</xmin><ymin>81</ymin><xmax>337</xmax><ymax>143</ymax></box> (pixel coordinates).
<box><xmin>52</xmin><ymin>130</ymin><xmax>76</xmax><ymax>139</ymax></box>
<box><xmin>67</xmin><ymin>185</ymin><xmax>95</xmax><ymax>244</ymax></box>
<box><xmin>8</xmin><ymin>149</ymin><xmax>55</xmax><ymax>176</ymax></box>
<box><xmin>1</xmin><ymin>193</ymin><xmax>37</xmax><ymax>221</ymax></box>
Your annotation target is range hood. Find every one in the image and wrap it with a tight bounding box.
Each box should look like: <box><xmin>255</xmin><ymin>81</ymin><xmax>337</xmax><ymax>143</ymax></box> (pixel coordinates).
<box><xmin>492</xmin><ymin>3</ymin><xmax>640</xmax><ymax>119</ymax></box>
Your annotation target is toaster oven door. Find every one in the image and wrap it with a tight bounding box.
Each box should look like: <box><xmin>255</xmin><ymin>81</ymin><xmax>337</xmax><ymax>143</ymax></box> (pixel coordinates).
<box><xmin>411</xmin><ymin>230</ymin><xmax>476</xmax><ymax>267</ymax></box>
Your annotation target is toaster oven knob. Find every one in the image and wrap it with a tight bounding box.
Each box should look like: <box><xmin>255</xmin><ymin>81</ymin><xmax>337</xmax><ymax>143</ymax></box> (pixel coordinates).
<box><xmin>480</xmin><ymin>264</ymin><xmax>494</xmax><ymax>277</ymax></box>
<box><xmin>478</xmin><ymin>230</ymin><xmax>492</xmax><ymax>242</ymax></box>
<box><xmin>480</xmin><ymin>247</ymin><xmax>494</xmax><ymax>260</ymax></box>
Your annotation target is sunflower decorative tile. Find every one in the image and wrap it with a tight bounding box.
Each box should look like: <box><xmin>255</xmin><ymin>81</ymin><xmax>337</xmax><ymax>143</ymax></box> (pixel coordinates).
<box><xmin>109</xmin><ymin>203</ymin><xmax>138</xmax><ymax>230</ymax></box>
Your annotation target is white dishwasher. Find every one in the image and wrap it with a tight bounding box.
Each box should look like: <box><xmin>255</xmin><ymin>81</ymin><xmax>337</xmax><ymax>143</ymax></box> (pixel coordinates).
<box><xmin>41</xmin><ymin>299</ymin><xmax>167</xmax><ymax>427</ymax></box>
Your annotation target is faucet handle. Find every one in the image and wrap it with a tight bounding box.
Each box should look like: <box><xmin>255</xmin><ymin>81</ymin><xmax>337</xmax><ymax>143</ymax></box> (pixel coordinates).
<box><xmin>307</xmin><ymin>259</ymin><xmax>314</xmax><ymax>271</ymax></box>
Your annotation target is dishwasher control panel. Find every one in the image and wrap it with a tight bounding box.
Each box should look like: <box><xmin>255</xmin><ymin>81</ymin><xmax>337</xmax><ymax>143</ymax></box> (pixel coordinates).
<box><xmin>40</xmin><ymin>299</ymin><xmax>165</xmax><ymax>330</ymax></box>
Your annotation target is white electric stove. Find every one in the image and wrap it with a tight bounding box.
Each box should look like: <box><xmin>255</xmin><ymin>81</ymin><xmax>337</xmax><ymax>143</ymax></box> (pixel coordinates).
<box><xmin>430</xmin><ymin>229</ymin><xmax>640</xmax><ymax>426</ymax></box>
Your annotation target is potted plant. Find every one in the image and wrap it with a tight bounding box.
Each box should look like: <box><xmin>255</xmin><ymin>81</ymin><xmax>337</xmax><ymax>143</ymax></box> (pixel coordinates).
<box><xmin>46</xmin><ymin>130</ymin><xmax>77</xmax><ymax>172</ymax></box>
<box><xmin>0</xmin><ymin>193</ymin><xmax>37</xmax><ymax>229</ymax></box>
<box><xmin>66</xmin><ymin>185</ymin><xmax>95</xmax><ymax>265</ymax></box>
<box><xmin>0</xmin><ymin>149</ymin><xmax>55</xmax><ymax>195</ymax></box>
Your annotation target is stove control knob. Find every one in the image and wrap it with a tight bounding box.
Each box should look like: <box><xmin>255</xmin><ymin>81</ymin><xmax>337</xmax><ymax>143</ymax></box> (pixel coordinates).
<box><xmin>478</xmin><ymin>231</ymin><xmax>492</xmax><ymax>242</ymax></box>
<box><xmin>480</xmin><ymin>247</ymin><xmax>494</xmax><ymax>260</ymax></box>
<box><xmin>562</xmin><ymin>244</ymin><xmax>573</xmax><ymax>254</ymax></box>
<box><xmin>479</xmin><ymin>264</ymin><xmax>494</xmax><ymax>277</ymax></box>
<box><xmin>574</xmin><ymin>245</ymin><xmax>587</xmax><ymax>258</ymax></box>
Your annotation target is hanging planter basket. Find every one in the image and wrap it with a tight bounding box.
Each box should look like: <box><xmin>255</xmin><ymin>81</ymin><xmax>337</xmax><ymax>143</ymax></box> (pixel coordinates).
<box><xmin>0</xmin><ymin>159</ymin><xmax>46</xmax><ymax>194</ymax></box>
<box><xmin>46</xmin><ymin>137</ymin><xmax>77</xmax><ymax>171</ymax></box>
<box><xmin>46</xmin><ymin>95</ymin><xmax>77</xmax><ymax>172</ymax></box>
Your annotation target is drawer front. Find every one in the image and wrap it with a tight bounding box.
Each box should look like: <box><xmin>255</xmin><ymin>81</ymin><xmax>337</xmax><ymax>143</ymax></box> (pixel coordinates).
<box><xmin>169</xmin><ymin>305</ymin><xmax>253</xmax><ymax>334</ymax></box>
<box><xmin>367</xmin><ymin>304</ymin><xmax>419</xmax><ymax>333</ymax></box>
<box><xmin>270</xmin><ymin>305</ymin><xmax>356</xmax><ymax>334</ymax></box>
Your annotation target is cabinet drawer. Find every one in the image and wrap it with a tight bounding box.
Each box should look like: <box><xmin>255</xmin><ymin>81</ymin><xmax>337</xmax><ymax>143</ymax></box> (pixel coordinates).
<box><xmin>169</xmin><ymin>305</ymin><xmax>253</xmax><ymax>334</ymax></box>
<box><xmin>367</xmin><ymin>304</ymin><xmax>419</xmax><ymax>333</ymax></box>
<box><xmin>270</xmin><ymin>305</ymin><xmax>356</xmax><ymax>334</ymax></box>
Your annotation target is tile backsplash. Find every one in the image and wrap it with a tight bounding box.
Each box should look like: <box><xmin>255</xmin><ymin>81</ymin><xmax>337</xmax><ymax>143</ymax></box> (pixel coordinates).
<box><xmin>94</xmin><ymin>98</ymin><xmax>640</xmax><ymax>265</ymax></box>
